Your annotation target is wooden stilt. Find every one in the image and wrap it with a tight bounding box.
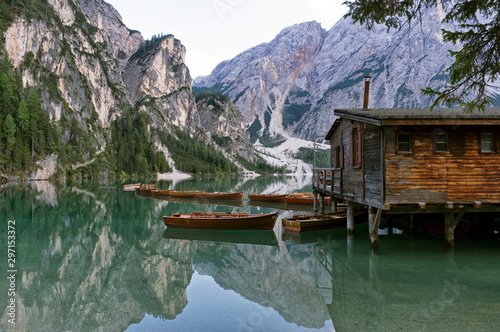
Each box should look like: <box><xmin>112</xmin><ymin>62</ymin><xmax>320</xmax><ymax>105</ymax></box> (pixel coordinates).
<box><xmin>332</xmin><ymin>198</ymin><xmax>338</xmax><ymax>212</ymax></box>
<box><xmin>347</xmin><ymin>234</ymin><xmax>354</xmax><ymax>258</ymax></box>
<box><xmin>319</xmin><ymin>195</ymin><xmax>325</xmax><ymax>213</ymax></box>
<box><xmin>445</xmin><ymin>207</ymin><xmax>467</xmax><ymax>249</ymax></box>
<box><xmin>369</xmin><ymin>206</ymin><xmax>382</xmax><ymax>249</ymax></box>
<box><xmin>444</xmin><ymin>212</ymin><xmax>455</xmax><ymax>249</ymax></box>
<box><xmin>313</xmin><ymin>191</ymin><xmax>318</xmax><ymax>212</ymax></box>
<box><xmin>347</xmin><ymin>201</ymin><xmax>355</xmax><ymax>235</ymax></box>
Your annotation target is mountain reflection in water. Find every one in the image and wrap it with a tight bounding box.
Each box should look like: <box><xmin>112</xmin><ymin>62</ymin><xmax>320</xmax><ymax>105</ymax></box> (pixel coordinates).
<box><xmin>1</xmin><ymin>177</ymin><xmax>499</xmax><ymax>332</ymax></box>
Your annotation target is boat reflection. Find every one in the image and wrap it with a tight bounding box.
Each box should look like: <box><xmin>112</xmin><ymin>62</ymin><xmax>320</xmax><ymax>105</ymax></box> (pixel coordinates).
<box><xmin>282</xmin><ymin>227</ymin><xmax>347</xmax><ymax>244</ymax></box>
<box><xmin>163</xmin><ymin>228</ymin><xmax>278</xmax><ymax>246</ymax></box>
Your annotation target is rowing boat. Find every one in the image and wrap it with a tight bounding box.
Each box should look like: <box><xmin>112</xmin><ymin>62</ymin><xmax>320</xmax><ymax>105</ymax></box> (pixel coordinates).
<box><xmin>285</xmin><ymin>193</ymin><xmax>331</xmax><ymax>205</ymax></box>
<box><xmin>135</xmin><ymin>184</ymin><xmax>156</xmax><ymax>194</ymax></box>
<box><xmin>151</xmin><ymin>195</ymin><xmax>244</xmax><ymax>207</ymax></box>
<box><xmin>282</xmin><ymin>210</ymin><xmax>366</xmax><ymax>232</ymax></box>
<box><xmin>150</xmin><ymin>189</ymin><xmax>174</xmax><ymax>196</ymax></box>
<box><xmin>163</xmin><ymin>211</ymin><xmax>278</xmax><ymax>230</ymax></box>
<box><xmin>168</xmin><ymin>190</ymin><xmax>204</xmax><ymax>198</ymax></box>
<box><xmin>123</xmin><ymin>183</ymin><xmax>141</xmax><ymax>191</ymax></box>
<box><xmin>195</xmin><ymin>191</ymin><xmax>244</xmax><ymax>200</ymax></box>
<box><xmin>248</xmin><ymin>193</ymin><xmax>287</xmax><ymax>203</ymax></box>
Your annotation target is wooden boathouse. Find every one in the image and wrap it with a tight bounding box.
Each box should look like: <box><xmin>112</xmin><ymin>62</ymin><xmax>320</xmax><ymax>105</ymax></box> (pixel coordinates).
<box><xmin>313</xmin><ymin>107</ymin><xmax>500</xmax><ymax>248</ymax></box>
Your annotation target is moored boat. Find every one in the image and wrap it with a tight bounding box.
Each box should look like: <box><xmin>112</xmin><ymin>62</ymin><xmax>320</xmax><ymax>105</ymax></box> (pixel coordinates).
<box><xmin>123</xmin><ymin>183</ymin><xmax>141</xmax><ymax>191</ymax></box>
<box><xmin>168</xmin><ymin>190</ymin><xmax>204</xmax><ymax>198</ymax></box>
<box><xmin>282</xmin><ymin>210</ymin><xmax>366</xmax><ymax>232</ymax></box>
<box><xmin>150</xmin><ymin>189</ymin><xmax>174</xmax><ymax>196</ymax></box>
<box><xmin>195</xmin><ymin>191</ymin><xmax>244</xmax><ymax>201</ymax></box>
<box><xmin>248</xmin><ymin>193</ymin><xmax>287</xmax><ymax>203</ymax></box>
<box><xmin>163</xmin><ymin>211</ymin><xmax>278</xmax><ymax>230</ymax></box>
<box><xmin>135</xmin><ymin>184</ymin><xmax>156</xmax><ymax>194</ymax></box>
<box><xmin>418</xmin><ymin>219</ymin><xmax>471</xmax><ymax>236</ymax></box>
<box><xmin>285</xmin><ymin>193</ymin><xmax>332</xmax><ymax>205</ymax></box>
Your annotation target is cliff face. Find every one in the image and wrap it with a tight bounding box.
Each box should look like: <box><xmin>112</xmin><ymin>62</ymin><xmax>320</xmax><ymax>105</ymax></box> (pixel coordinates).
<box><xmin>122</xmin><ymin>35</ymin><xmax>198</xmax><ymax>133</ymax></box>
<box><xmin>3</xmin><ymin>0</ymin><xmax>134</xmax><ymax>156</ymax></box>
<box><xmin>195</xmin><ymin>94</ymin><xmax>254</xmax><ymax>162</ymax></box>
<box><xmin>196</xmin><ymin>21</ymin><xmax>326</xmax><ymax>141</ymax></box>
<box><xmin>193</xmin><ymin>6</ymin><xmax>471</xmax><ymax>140</ymax></box>
<box><xmin>1</xmin><ymin>0</ymin><xmax>253</xmax><ymax>175</ymax></box>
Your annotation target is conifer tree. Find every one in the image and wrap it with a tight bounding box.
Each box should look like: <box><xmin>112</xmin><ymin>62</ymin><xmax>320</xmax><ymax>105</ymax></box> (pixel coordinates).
<box><xmin>343</xmin><ymin>0</ymin><xmax>500</xmax><ymax>113</ymax></box>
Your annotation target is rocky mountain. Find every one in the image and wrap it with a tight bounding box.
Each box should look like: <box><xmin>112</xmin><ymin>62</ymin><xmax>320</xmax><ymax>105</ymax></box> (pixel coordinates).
<box><xmin>194</xmin><ymin>5</ymin><xmax>491</xmax><ymax>141</ymax></box>
<box><xmin>195</xmin><ymin>92</ymin><xmax>254</xmax><ymax>163</ymax></box>
<box><xmin>0</xmin><ymin>0</ymin><xmax>253</xmax><ymax>178</ymax></box>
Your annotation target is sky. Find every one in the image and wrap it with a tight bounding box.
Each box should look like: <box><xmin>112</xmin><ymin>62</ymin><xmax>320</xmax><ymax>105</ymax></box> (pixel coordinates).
<box><xmin>105</xmin><ymin>0</ymin><xmax>348</xmax><ymax>79</ymax></box>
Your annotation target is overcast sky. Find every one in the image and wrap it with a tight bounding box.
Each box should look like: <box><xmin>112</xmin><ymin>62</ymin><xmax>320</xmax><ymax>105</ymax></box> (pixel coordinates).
<box><xmin>105</xmin><ymin>0</ymin><xmax>348</xmax><ymax>79</ymax></box>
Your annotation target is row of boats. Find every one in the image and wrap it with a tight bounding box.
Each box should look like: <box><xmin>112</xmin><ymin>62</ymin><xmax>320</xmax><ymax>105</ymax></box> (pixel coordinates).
<box><xmin>125</xmin><ymin>183</ymin><xmax>364</xmax><ymax>233</ymax></box>
<box><xmin>127</xmin><ymin>183</ymin><xmax>331</xmax><ymax>205</ymax></box>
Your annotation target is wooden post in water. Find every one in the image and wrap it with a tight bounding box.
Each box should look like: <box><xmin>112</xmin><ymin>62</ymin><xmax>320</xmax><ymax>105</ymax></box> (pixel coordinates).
<box><xmin>444</xmin><ymin>208</ymin><xmax>467</xmax><ymax>249</ymax></box>
<box><xmin>444</xmin><ymin>212</ymin><xmax>455</xmax><ymax>249</ymax></box>
<box><xmin>319</xmin><ymin>194</ymin><xmax>325</xmax><ymax>213</ymax></box>
<box><xmin>347</xmin><ymin>201</ymin><xmax>355</xmax><ymax>235</ymax></box>
<box><xmin>313</xmin><ymin>191</ymin><xmax>318</xmax><ymax>213</ymax></box>
<box><xmin>332</xmin><ymin>197</ymin><xmax>338</xmax><ymax>212</ymax></box>
<box><xmin>409</xmin><ymin>213</ymin><xmax>415</xmax><ymax>234</ymax></box>
<box><xmin>369</xmin><ymin>206</ymin><xmax>382</xmax><ymax>250</ymax></box>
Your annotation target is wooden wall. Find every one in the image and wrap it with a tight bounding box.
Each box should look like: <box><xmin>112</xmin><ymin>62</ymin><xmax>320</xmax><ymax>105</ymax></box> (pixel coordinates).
<box><xmin>363</xmin><ymin>124</ymin><xmax>383</xmax><ymax>203</ymax></box>
<box><xmin>329</xmin><ymin>121</ymin><xmax>384</xmax><ymax>207</ymax></box>
<box><xmin>385</xmin><ymin>125</ymin><xmax>500</xmax><ymax>204</ymax></box>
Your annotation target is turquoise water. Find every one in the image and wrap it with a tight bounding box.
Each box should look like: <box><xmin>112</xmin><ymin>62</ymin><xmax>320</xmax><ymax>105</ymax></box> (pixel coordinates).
<box><xmin>1</xmin><ymin>178</ymin><xmax>499</xmax><ymax>332</ymax></box>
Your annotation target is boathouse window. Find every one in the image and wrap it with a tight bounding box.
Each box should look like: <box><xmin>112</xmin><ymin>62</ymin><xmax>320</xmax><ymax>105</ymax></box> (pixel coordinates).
<box><xmin>397</xmin><ymin>133</ymin><xmax>411</xmax><ymax>153</ymax></box>
<box><xmin>434</xmin><ymin>133</ymin><xmax>449</xmax><ymax>152</ymax></box>
<box><xmin>481</xmin><ymin>133</ymin><xmax>494</xmax><ymax>152</ymax></box>
<box><xmin>349</xmin><ymin>126</ymin><xmax>362</xmax><ymax>167</ymax></box>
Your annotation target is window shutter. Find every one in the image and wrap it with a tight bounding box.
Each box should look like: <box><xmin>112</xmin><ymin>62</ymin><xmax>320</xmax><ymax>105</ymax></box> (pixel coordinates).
<box><xmin>357</xmin><ymin>126</ymin><xmax>363</xmax><ymax>166</ymax></box>
<box><xmin>349</xmin><ymin>129</ymin><xmax>354</xmax><ymax>166</ymax></box>
<box><xmin>340</xmin><ymin>145</ymin><xmax>344</xmax><ymax>168</ymax></box>
<box><xmin>334</xmin><ymin>146</ymin><xmax>339</xmax><ymax>168</ymax></box>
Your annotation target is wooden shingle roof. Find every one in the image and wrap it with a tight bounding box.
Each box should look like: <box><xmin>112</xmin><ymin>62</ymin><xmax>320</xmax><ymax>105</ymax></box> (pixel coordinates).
<box><xmin>333</xmin><ymin>107</ymin><xmax>500</xmax><ymax>126</ymax></box>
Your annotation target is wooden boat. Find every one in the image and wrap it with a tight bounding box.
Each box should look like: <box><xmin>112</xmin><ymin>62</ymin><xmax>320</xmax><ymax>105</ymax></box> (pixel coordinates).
<box><xmin>135</xmin><ymin>184</ymin><xmax>156</xmax><ymax>194</ymax></box>
<box><xmin>418</xmin><ymin>219</ymin><xmax>470</xmax><ymax>236</ymax></box>
<box><xmin>282</xmin><ymin>210</ymin><xmax>366</xmax><ymax>232</ymax></box>
<box><xmin>163</xmin><ymin>228</ymin><xmax>278</xmax><ymax>246</ymax></box>
<box><xmin>150</xmin><ymin>189</ymin><xmax>174</xmax><ymax>196</ymax></box>
<box><xmin>168</xmin><ymin>190</ymin><xmax>204</xmax><ymax>198</ymax></box>
<box><xmin>151</xmin><ymin>195</ymin><xmax>244</xmax><ymax>207</ymax></box>
<box><xmin>163</xmin><ymin>211</ymin><xmax>278</xmax><ymax>230</ymax></box>
<box><xmin>248</xmin><ymin>193</ymin><xmax>287</xmax><ymax>203</ymax></box>
<box><xmin>123</xmin><ymin>183</ymin><xmax>141</xmax><ymax>191</ymax></box>
<box><xmin>285</xmin><ymin>193</ymin><xmax>331</xmax><ymax>205</ymax></box>
<box><xmin>195</xmin><ymin>191</ymin><xmax>244</xmax><ymax>201</ymax></box>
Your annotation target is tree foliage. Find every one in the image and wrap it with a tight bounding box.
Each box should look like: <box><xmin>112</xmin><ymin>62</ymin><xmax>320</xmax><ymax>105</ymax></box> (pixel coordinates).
<box><xmin>157</xmin><ymin>128</ymin><xmax>238</xmax><ymax>175</ymax></box>
<box><xmin>111</xmin><ymin>108</ymin><xmax>171</xmax><ymax>176</ymax></box>
<box><xmin>343</xmin><ymin>0</ymin><xmax>500</xmax><ymax>113</ymax></box>
<box><xmin>0</xmin><ymin>57</ymin><xmax>59</xmax><ymax>173</ymax></box>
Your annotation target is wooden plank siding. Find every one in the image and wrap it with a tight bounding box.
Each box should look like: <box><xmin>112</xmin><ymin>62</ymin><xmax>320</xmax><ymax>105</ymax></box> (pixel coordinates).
<box><xmin>385</xmin><ymin>125</ymin><xmax>500</xmax><ymax>204</ymax></box>
<box><xmin>339</xmin><ymin>121</ymin><xmax>363</xmax><ymax>199</ymax></box>
<box><xmin>363</xmin><ymin>123</ymin><xmax>384</xmax><ymax>202</ymax></box>
<box><xmin>326</xmin><ymin>120</ymin><xmax>384</xmax><ymax>207</ymax></box>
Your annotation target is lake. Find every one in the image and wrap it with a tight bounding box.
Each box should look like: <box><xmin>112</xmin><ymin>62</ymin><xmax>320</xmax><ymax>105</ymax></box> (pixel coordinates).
<box><xmin>1</xmin><ymin>176</ymin><xmax>500</xmax><ymax>332</ymax></box>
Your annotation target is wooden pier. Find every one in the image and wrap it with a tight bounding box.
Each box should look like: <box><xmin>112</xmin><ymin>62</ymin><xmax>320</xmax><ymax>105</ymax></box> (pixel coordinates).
<box><xmin>313</xmin><ymin>107</ymin><xmax>500</xmax><ymax>248</ymax></box>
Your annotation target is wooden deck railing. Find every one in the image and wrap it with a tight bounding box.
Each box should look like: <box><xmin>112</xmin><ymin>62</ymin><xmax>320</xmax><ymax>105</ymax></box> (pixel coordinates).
<box><xmin>312</xmin><ymin>168</ymin><xmax>334</xmax><ymax>194</ymax></box>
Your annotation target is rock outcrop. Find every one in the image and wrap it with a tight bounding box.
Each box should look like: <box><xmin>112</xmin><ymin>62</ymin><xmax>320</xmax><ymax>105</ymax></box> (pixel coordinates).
<box><xmin>2</xmin><ymin>0</ymin><xmax>254</xmax><ymax>175</ymax></box>
<box><xmin>193</xmin><ymin>7</ymin><xmax>482</xmax><ymax>140</ymax></box>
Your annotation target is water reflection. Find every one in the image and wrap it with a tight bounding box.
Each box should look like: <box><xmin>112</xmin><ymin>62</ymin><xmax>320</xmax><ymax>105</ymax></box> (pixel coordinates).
<box><xmin>1</xmin><ymin>178</ymin><xmax>500</xmax><ymax>332</ymax></box>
